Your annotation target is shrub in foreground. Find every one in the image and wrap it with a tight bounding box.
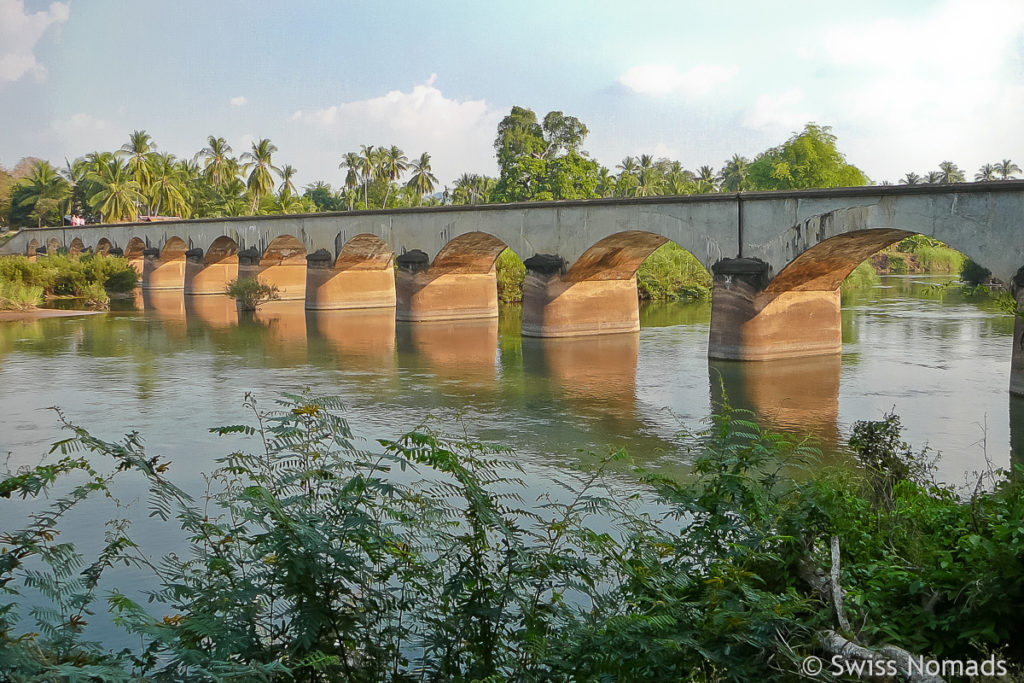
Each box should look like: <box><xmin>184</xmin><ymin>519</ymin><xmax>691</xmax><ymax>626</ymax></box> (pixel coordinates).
<box><xmin>1</xmin><ymin>396</ymin><xmax>1022</xmax><ymax>680</ymax></box>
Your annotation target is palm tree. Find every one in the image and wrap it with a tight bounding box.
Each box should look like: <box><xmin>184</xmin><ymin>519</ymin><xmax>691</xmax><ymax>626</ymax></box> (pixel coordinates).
<box><xmin>378</xmin><ymin>145</ymin><xmax>409</xmax><ymax>208</ymax></box>
<box><xmin>718</xmin><ymin>154</ymin><xmax>750</xmax><ymax>192</ymax></box>
<box><xmin>996</xmin><ymin>159</ymin><xmax>1021</xmax><ymax>180</ymax></box>
<box><xmin>339</xmin><ymin>152</ymin><xmax>362</xmax><ymax>194</ymax></box>
<box><xmin>196</xmin><ymin>136</ymin><xmax>236</xmax><ymax>188</ymax></box>
<box><xmin>695</xmin><ymin>165</ymin><xmax>718</xmax><ymax>193</ymax></box>
<box><xmin>357</xmin><ymin>144</ymin><xmax>378</xmax><ymax>208</ymax></box>
<box><xmin>278</xmin><ymin>164</ymin><xmax>298</xmax><ymax>198</ymax></box>
<box><xmin>120</xmin><ymin>130</ymin><xmax>157</xmax><ymax>213</ymax></box>
<box><xmin>17</xmin><ymin>160</ymin><xmax>70</xmax><ymax>227</ymax></box>
<box><xmin>406</xmin><ymin>152</ymin><xmax>438</xmax><ymax>205</ymax></box>
<box><xmin>88</xmin><ymin>159</ymin><xmax>143</xmax><ymax>223</ymax></box>
<box><xmin>975</xmin><ymin>163</ymin><xmax>998</xmax><ymax>182</ymax></box>
<box><xmin>595</xmin><ymin>167</ymin><xmax>615</xmax><ymax>198</ymax></box>
<box><xmin>241</xmin><ymin>138</ymin><xmax>282</xmax><ymax>213</ymax></box>
<box><xmin>925</xmin><ymin>171</ymin><xmax>943</xmax><ymax>184</ymax></box>
<box><xmin>148</xmin><ymin>153</ymin><xmax>189</xmax><ymax>217</ymax></box>
<box><xmin>615</xmin><ymin>156</ymin><xmax>638</xmax><ymax>180</ymax></box>
<box><xmin>632</xmin><ymin>168</ymin><xmax>661</xmax><ymax>197</ymax></box>
<box><xmin>937</xmin><ymin>161</ymin><xmax>965</xmax><ymax>183</ymax></box>
<box><xmin>901</xmin><ymin>172</ymin><xmax>921</xmax><ymax>185</ymax></box>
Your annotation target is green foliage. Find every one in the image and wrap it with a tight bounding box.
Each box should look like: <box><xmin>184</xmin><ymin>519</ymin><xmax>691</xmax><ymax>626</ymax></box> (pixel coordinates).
<box><xmin>893</xmin><ymin>235</ymin><xmax>967</xmax><ymax>274</ymax></box>
<box><xmin>495</xmin><ymin>248</ymin><xmax>525</xmax><ymax>303</ymax></box>
<box><xmin>961</xmin><ymin>257</ymin><xmax>992</xmax><ymax>286</ymax></box>
<box><xmin>747</xmin><ymin>123</ymin><xmax>869</xmax><ymax>190</ymax></box>
<box><xmin>0</xmin><ymin>278</ymin><xmax>44</xmax><ymax>310</ymax></box>
<box><xmin>0</xmin><ymin>253</ymin><xmax>137</xmax><ymax>302</ymax></box>
<box><xmin>3</xmin><ymin>396</ymin><xmax>1024</xmax><ymax>680</ymax></box>
<box><xmin>636</xmin><ymin>242</ymin><xmax>712</xmax><ymax>300</ymax></box>
<box><xmin>887</xmin><ymin>253</ymin><xmax>908</xmax><ymax>274</ymax></box>
<box><xmin>225</xmin><ymin>277</ymin><xmax>280</xmax><ymax>310</ymax></box>
<box><xmin>841</xmin><ymin>260</ymin><xmax>879</xmax><ymax>291</ymax></box>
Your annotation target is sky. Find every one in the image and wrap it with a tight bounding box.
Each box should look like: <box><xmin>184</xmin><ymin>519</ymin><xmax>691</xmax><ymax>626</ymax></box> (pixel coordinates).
<box><xmin>1</xmin><ymin>0</ymin><xmax>1022</xmax><ymax>189</ymax></box>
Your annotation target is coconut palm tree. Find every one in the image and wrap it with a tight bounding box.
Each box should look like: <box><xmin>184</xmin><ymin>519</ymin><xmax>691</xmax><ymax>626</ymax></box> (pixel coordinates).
<box><xmin>241</xmin><ymin>138</ymin><xmax>282</xmax><ymax>213</ymax></box>
<box><xmin>378</xmin><ymin>145</ymin><xmax>409</xmax><ymax>208</ymax></box>
<box><xmin>17</xmin><ymin>160</ymin><xmax>70</xmax><ymax>227</ymax></box>
<box><xmin>88</xmin><ymin>159</ymin><xmax>143</xmax><ymax>223</ymax></box>
<box><xmin>937</xmin><ymin>161</ymin><xmax>965</xmax><ymax>183</ymax></box>
<box><xmin>357</xmin><ymin>144</ymin><xmax>378</xmax><ymax>208</ymax></box>
<box><xmin>196</xmin><ymin>136</ymin><xmax>236</xmax><ymax>188</ymax></box>
<box><xmin>901</xmin><ymin>172</ymin><xmax>921</xmax><ymax>185</ymax></box>
<box><xmin>975</xmin><ymin>163</ymin><xmax>998</xmax><ymax>182</ymax></box>
<box><xmin>632</xmin><ymin>168</ymin><xmax>661</xmax><ymax>197</ymax></box>
<box><xmin>925</xmin><ymin>171</ymin><xmax>943</xmax><ymax>184</ymax></box>
<box><xmin>338</xmin><ymin>152</ymin><xmax>362</xmax><ymax>194</ymax></box>
<box><xmin>595</xmin><ymin>167</ymin><xmax>615</xmax><ymax>198</ymax></box>
<box><xmin>406</xmin><ymin>152</ymin><xmax>438</xmax><ymax>205</ymax></box>
<box><xmin>695</xmin><ymin>165</ymin><xmax>718</xmax><ymax>193</ymax></box>
<box><xmin>996</xmin><ymin>159</ymin><xmax>1021</xmax><ymax>180</ymax></box>
<box><xmin>278</xmin><ymin>164</ymin><xmax>298</xmax><ymax>198</ymax></box>
<box><xmin>718</xmin><ymin>154</ymin><xmax>751</xmax><ymax>192</ymax></box>
<box><xmin>615</xmin><ymin>156</ymin><xmax>638</xmax><ymax>180</ymax></box>
<box><xmin>148</xmin><ymin>153</ymin><xmax>189</xmax><ymax>217</ymax></box>
<box><xmin>120</xmin><ymin>130</ymin><xmax>157</xmax><ymax>212</ymax></box>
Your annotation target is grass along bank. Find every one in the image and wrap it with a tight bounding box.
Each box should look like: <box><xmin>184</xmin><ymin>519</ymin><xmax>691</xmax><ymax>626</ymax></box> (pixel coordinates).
<box><xmin>0</xmin><ymin>253</ymin><xmax>137</xmax><ymax>310</ymax></box>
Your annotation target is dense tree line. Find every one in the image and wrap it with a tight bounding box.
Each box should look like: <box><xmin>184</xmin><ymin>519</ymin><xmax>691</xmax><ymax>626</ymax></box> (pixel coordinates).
<box><xmin>0</xmin><ymin>110</ymin><xmax>1018</xmax><ymax>229</ymax></box>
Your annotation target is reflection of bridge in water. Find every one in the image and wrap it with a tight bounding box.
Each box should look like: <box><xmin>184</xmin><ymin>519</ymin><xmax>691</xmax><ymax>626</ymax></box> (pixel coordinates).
<box><xmin>7</xmin><ymin>183</ymin><xmax>1024</xmax><ymax>407</ymax></box>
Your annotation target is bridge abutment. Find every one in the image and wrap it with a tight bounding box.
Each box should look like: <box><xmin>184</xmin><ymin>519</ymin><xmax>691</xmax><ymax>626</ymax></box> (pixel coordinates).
<box><xmin>305</xmin><ymin>249</ymin><xmax>396</xmax><ymax>310</ymax></box>
<box><xmin>708</xmin><ymin>258</ymin><xmax>842</xmax><ymax>361</ymax></box>
<box><xmin>395</xmin><ymin>250</ymin><xmax>497</xmax><ymax>321</ymax></box>
<box><xmin>521</xmin><ymin>255</ymin><xmax>640</xmax><ymax>337</ymax></box>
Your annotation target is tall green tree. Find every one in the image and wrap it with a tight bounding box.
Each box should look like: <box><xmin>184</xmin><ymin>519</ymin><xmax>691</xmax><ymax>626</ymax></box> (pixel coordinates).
<box><xmin>148</xmin><ymin>153</ymin><xmax>190</xmax><ymax>217</ymax></box>
<box><xmin>379</xmin><ymin>146</ymin><xmax>409</xmax><ymax>208</ymax></box>
<box><xmin>196</xmin><ymin>136</ymin><xmax>236</xmax><ymax>188</ymax></box>
<box><xmin>975</xmin><ymin>163</ymin><xmax>998</xmax><ymax>182</ymax></box>
<box><xmin>937</xmin><ymin>160</ymin><xmax>965</xmax><ymax>183</ymax></box>
<box><xmin>88</xmin><ymin>159</ymin><xmax>143</xmax><ymax>223</ymax></box>
<box><xmin>241</xmin><ymin>138</ymin><xmax>282</xmax><ymax>213</ymax></box>
<box><xmin>996</xmin><ymin>159</ymin><xmax>1021</xmax><ymax>179</ymax></box>
<box><xmin>278</xmin><ymin>164</ymin><xmax>298</xmax><ymax>198</ymax></box>
<box><xmin>120</xmin><ymin>130</ymin><xmax>157</xmax><ymax>213</ymax></box>
<box><xmin>718</xmin><ymin>154</ymin><xmax>751</xmax><ymax>191</ymax></box>
<box><xmin>14</xmin><ymin>160</ymin><xmax>69</xmax><ymax>227</ymax></box>
<box><xmin>901</xmin><ymin>172</ymin><xmax>921</xmax><ymax>185</ymax></box>
<box><xmin>746</xmin><ymin>123</ymin><xmax>869</xmax><ymax>190</ymax></box>
<box><xmin>357</xmin><ymin>145</ymin><xmax>378</xmax><ymax>208</ymax></box>
<box><xmin>406</xmin><ymin>152</ymin><xmax>438</xmax><ymax>205</ymax></box>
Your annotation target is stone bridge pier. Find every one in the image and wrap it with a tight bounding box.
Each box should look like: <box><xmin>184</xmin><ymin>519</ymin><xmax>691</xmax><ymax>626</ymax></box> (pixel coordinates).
<box><xmin>306</xmin><ymin>234</ymin><xmax>395</xmax><ymax>310</ymax></box>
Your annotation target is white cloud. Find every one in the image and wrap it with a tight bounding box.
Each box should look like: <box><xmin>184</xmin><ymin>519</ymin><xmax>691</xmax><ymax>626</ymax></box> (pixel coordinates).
<box><xmin>289</xmin><ymin>74</ymin><xmax>504</xmax><ymax>184</ymax></box>
<box><xmin>51</xmin><ymin>112</ymin><xmax>125</xmax><ymax>155</ymax></box>
<box><xmin>742</xmin><ymin>89</ymin><xmax>811</xmax><ymax>131</ymax></box>
<box><xmin>618</xmin><ymin>64</ymin><xmax>738</xmax><ymax>97</ymax></box>
<box><xmin>811</xmin><ymin>0</ymin><xmax>1024</xmax><ymax>180</ymax></box>
<box><xmin>0</xmin><ymin>0</ymin><xmax>69</xmax><ymax>83</ymax></box>
<box><xmin>230</xmin><ymin>95</ymin><xmax>247</xmax><ymax>107</ymax></box>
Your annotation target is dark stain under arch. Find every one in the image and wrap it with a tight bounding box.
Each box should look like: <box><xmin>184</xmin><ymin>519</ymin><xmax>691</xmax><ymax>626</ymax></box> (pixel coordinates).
<box><xmin>335</xmin><ymin>233</ymin><xmax>394</xmax><ymax>270</ymax></box>
<box><xmin>431</xmin><ymin>232</ymin><xmax>508</xmax><ymax>274</ymax></box>
<box><xmin>565</xmin><ymin>231</ymin><xmax>670</xmax><ymax>282</ymax></box>
<box><xmin>766</xmin><ymin>228</ymin><xmax>913</xmax><ymax>293</ymax></box>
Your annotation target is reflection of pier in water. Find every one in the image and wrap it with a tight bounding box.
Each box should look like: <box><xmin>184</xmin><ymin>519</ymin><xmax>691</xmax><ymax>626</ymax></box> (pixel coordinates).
<box><xmin>709</xmin><ymin>355</ymin><xmax>841</xmax><ymax>447</ymax></box>
<box><xmin>133</xmin><ymin>290</ymin><xmax>188</xmax><ymax>340</ymax></box>
<box><xmin>307</xmin><ymin>309</ymin><xmax>397</xmax><ymax>369</ymax></box>
<box><xmin>398</xmin><ymin>319</ymin><xmax>498</xmax><ymax>390</ymax></box>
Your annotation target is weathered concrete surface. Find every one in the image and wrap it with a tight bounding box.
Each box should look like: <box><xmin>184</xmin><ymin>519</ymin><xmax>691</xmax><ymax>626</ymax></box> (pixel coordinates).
<box><xmin>142</xmin><ymin>257</ymin><xmax>186</xmax><ymax>290</ymax></box>
<box><xmin>305</xmin><ymin>233</ymin><xmax>396</xmax><ymax>310</ymax></box>
<box><xmin>184</xmin><ymin>236</ymin><xmax>239</xmax><ymax>295</ymax></box>
<box><xmin>708</xmin><ymin>272</ymin><xmax>841</xmax><ymax>360</ymax></box>
<box><xmin>522</xmin><ymin>270</ymin><xmax>640</xmax><ymax>337</ymax></box>
<box><xmin>395</xmin><ymin>270</ymin><xmax>497</xmax><ymax>321</ymax></box>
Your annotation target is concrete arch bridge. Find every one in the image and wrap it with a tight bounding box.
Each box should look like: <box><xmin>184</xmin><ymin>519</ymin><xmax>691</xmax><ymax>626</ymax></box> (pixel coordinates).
<box><xmin>6</xmin><ymin>182</ymin><xmax>1024</xmax><ymax>392</ymax></box>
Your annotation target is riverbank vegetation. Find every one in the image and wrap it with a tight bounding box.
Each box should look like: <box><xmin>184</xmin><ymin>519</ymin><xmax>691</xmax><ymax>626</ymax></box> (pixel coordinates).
<box><xmin>1</xmin><ymin>394</ymin><xmax>1021</xmax><ymax>680</ymax></box>
<box><xmin>0</xmin><ymin>253</ymin><xmax>137</xmax><ymax>310</ymax></box>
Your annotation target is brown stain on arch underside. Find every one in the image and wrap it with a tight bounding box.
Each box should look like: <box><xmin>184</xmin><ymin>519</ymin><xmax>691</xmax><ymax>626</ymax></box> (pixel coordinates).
<box><xmin>261</xmin><ymin>235</ymin><xmax>306</xmax><ymax>265</ymax></box>
<box><xmin>160</xmin><ymin>236</ymin><xmax>188</xmax><ymax>261</ymax></box>
<box><xmin>205</xmin><ymin>236</ymin><xmax>239</xmax><ymax>264</ymax></box>
<box><xmin>125</xmin><ymin>237</ymin><xmax>146</xmax><ymax>259</ymax></box>
<box><xmin>431</xmin><ymin>232</ymin><xmax>508</xmax><ymax>274</ymax></box>
<box><xmin>565</xmin><ymin>231</ymin><xmax>669</xmax><ymax>282</ymax></box>
<box><xmin>765</xmin><ymin>228</ymin><xmax>913</xmax><ymax>293</ymax></box>
<box><xmin>96</xmin><ymin>238</ymin><xmax>112</xmax><ymax>255</ymax></box>
<box><xmin>335</xmin><ymin>233</ymin><xmax>394</xmax><ymax>270</ymax></box>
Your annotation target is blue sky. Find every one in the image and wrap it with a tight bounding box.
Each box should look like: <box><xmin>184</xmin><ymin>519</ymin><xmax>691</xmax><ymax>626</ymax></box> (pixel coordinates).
<box><xmin>2</xmin><ymin>0</ymin><xmax>1022</xmax><ymax>188</ymax></box>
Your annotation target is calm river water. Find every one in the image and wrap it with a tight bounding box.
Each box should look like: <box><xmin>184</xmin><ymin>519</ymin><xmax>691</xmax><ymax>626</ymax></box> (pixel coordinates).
<box><xmin>1</xmin><ymin>275</ymin><xmax>1022</xmax><ymax>489</ymax></box>
<box><xmin>3</xmin><ymin>274</ymin><xmax>1022</xmax><ymax>645</ymax></box>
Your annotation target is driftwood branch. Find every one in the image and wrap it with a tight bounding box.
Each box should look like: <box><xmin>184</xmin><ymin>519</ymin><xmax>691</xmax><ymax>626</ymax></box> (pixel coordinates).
<box><xmin>799</xmin><ymin>537</ymin><xmax>945</xmax><ymax>682</ymax></box>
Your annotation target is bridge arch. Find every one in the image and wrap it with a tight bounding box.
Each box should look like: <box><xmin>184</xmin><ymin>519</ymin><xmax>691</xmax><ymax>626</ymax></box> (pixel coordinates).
<box><xmin>46</xmin><ymin>237</ymin><xmax>60</xmax><ymax>255</ymax></box>
<box><xmin>335</xmin><ymin>233</ymin><xmax>394</xmax><ymax>270</ymax></box>
<box><xmin>306</xmin><ymin>233</ymin><xmax>397</xmax><ymax>310</ymax></box>
<box><xmin>565</xmin><ymin>230</ymin><xmax>670</xmax><ymax>282</ymax></box>
<box><xmin>68</xmin><ymin>237</ymin><xmax>85</xmax><ymax>256</ymax></box>
<box><xmin>262</xmin><ymin>234</ymin><xmax>306</xmax><ymax>265</ymax></box>
<box><xmin>124</xmin><ymin>237</ymin><xmax>146</xmax><ymax>259</ymax></box>
<box><xmin>765</xmin><ymin>228</ymin><xmax>914</xmax><ymax>293</ymax></box>
<box><xmin>159</xmin><ymin>236</ymin><xmax>188</xmax><ymax>261</ymax></box>
<box><xmin>205</xmin><ymin>236</ymin><xmax>239</xmax><ymax>265</ymax></box>
<box><xmin>96</xmin><ymin>238</ymin><xmax>112</xmax><ymax>255</ymax></box>
<box><xmin>183</xmin><ymin>236</ymin><xmax>239</xmax><ymax>295</ymax></box>
<box><xmin>26</xmin><ymin>238</ymin><xmax>39</xmax><ymax>256</ymax></box>
<box><xmin>247</xmin><ymin>234</ymin><xmax>306</xmax><ymax>300</ymax></box>
<box><xmin>431</xmin><ymin>231</ymin><xmax>509</xmax><ymax>273</ymax></box>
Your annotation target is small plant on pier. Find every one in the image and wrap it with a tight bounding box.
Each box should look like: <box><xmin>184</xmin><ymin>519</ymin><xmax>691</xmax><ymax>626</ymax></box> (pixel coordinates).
<box><xmin>225</xmin><ymin>276</ymin><xmax>279</xmax><ymax>310</ymax></box>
